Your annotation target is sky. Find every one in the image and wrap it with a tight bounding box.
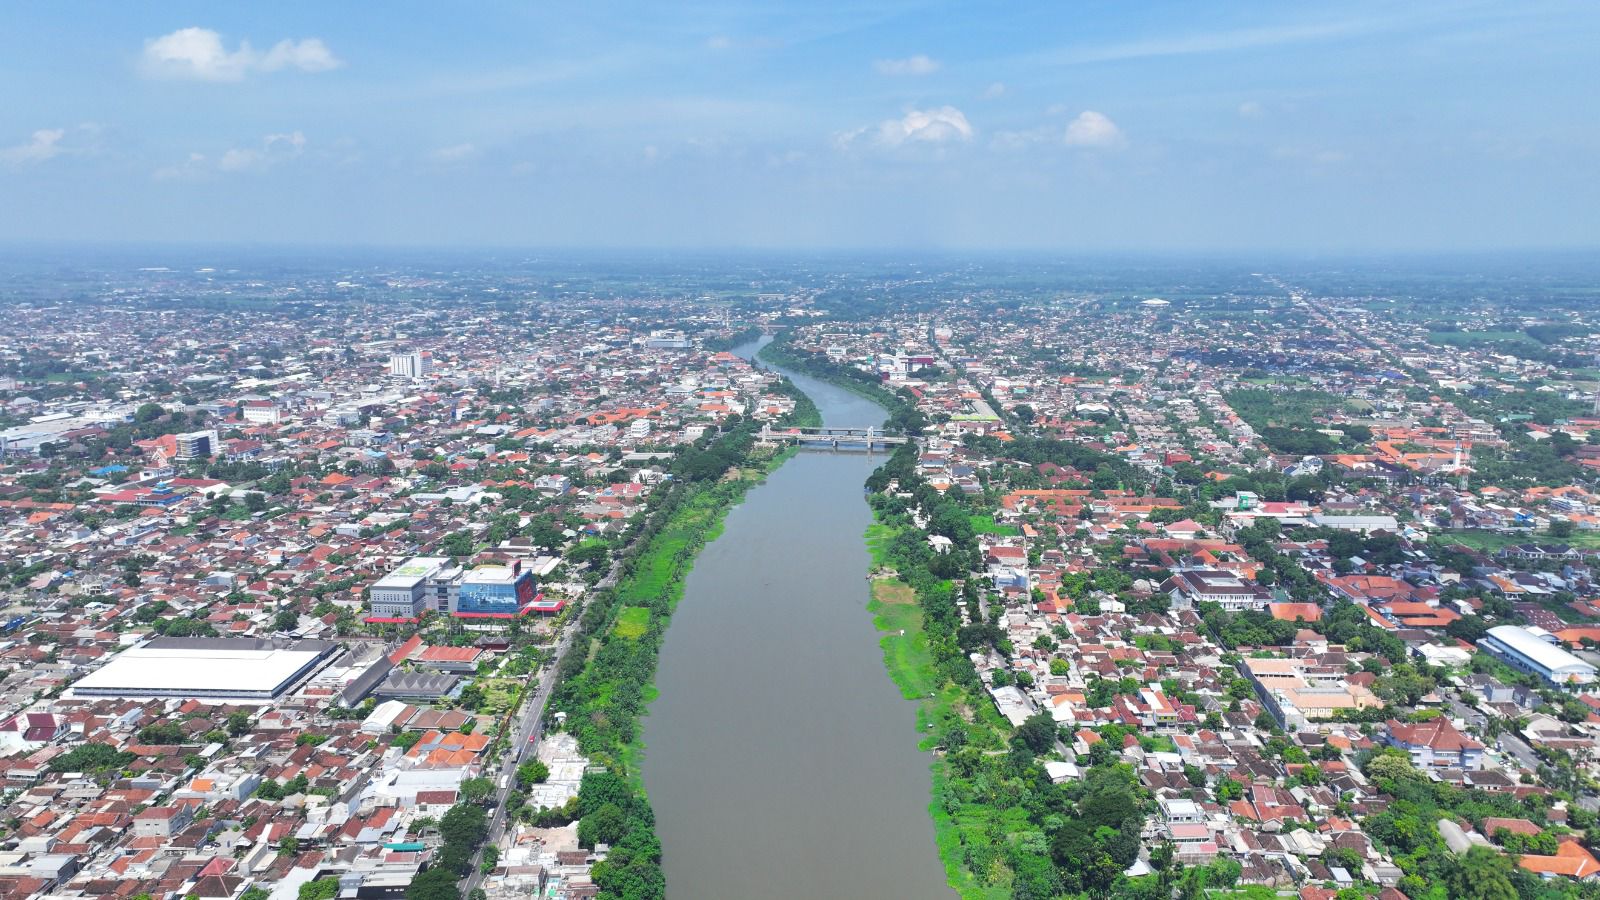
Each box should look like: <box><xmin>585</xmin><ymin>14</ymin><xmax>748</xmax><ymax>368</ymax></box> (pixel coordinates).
<box><xmin>1</xmin><ymin>0</ymin><xmax>1597</xmax><ymax>253</ymax></box>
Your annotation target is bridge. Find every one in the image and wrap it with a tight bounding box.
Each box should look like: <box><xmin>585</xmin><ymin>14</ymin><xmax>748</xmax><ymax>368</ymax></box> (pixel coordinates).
<box><xmin>759</xmin><ymin>424</ymin><xmax>911</xmax><ymax>449</ymax></box>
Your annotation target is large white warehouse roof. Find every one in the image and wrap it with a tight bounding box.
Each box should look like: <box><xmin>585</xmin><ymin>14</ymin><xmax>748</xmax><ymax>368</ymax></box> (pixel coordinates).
<box><xmin>1481</xmin><ymin>625</ymin><xmax>1596</xmax><ymax>680</ymax></box>
<box><xmin>72</xmin><ymin>637</ymin><xmax>337</xmax><ymax>701</ymax></box>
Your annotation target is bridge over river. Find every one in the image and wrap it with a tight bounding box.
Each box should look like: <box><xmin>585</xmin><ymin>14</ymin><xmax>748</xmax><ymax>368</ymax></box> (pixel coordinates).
<box><xmin>757</xmin><ymin>423</ymin><xmax>911</xmax><ymax>449</ymax></box>
<box><xmin>643</xmin><ymin>337</ymin><xmax>951</xmax><ymax>900</ymax></box>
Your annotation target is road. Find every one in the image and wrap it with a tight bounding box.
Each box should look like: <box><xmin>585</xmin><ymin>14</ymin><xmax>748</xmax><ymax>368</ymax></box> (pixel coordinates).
<box><xmin>460</xmin><ymin>564</ymin><xmax>617</xmax><ymax>897</ymax></box>
<box><xmin>1444</xmin><ymin>693</ymin><xmax>1488</xmax><ymax>733</ymax></box>
<box><xmin>1496</xmin><ymin>729</ymin><xmax>1543</xmax><ymax>774</ymax></box>
<box><xmin>1444</xmin><ymin>689</ymin><xmax>1541</xmax><ymax>772</ymax></box>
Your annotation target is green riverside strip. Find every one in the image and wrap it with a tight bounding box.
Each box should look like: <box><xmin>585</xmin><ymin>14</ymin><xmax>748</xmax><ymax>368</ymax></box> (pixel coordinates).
<box><xmin>541</xmin><ymin>362</ymin><xmax>818</xmax><ymax>900</ymax></box>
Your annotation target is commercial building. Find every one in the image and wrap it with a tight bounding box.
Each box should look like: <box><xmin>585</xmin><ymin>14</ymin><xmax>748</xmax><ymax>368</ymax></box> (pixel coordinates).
<box><xmin>373</xmin><ymin>671</ymin><xmax>459</xmax><ymax>701</ymax></box>
<box><xmin>1478</xmin><ymin>625</ymin><xmax>1598</xmax><ymax>688</ymax></box>
<box><xmin>450</xmin><ymin>563</ymin><xmax>540</xmax><ymax>618</ymax></box>
<box><xmin>366</xmin><ymin>556</ymin><xmax>458</xmax><ymax>623</ymax></box>
<box><xmin>240</xmin><ymin>400</ymin><xmax>282</xmax><ymax>425</ymax></box>
<box><xmin>1163</xmin><ymin>568</ymin><xmax>1273</xmax><ymax>612</ymax></box>
<box><xmin>175</xmin><ymin>429</ymin><xmax>220</xmax><ymax>460</ymax></box>
<box><xmin>388</xmin><ymin>351</ymin><xmax>430</xmax><ymax>379</ymax></box>
<box><xmin>70</xmin><ymin>638</ymin><xmax>339</xmax><ymax>701</ymax></box>
<box><xmin>1306</xmin><ymin>513</ymin><xmax>1400</xmax><ymax>534</ymax></box>
<box><xmin>1242</xmin><ymin>656</ymin><xmax>1383</xmax><ymax>727</ymax></box>
<box><xmin>643</xmin><ymin>330</ymin><xmax>691</xmax><ymax>350</ymax></box>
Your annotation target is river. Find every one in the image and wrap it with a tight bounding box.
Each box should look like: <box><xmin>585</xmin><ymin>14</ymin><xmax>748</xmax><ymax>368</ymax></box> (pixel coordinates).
<box><xmin>640</xmin><ymin>337</ymin><xmax>952</xmax><ymax>899</ymax></box>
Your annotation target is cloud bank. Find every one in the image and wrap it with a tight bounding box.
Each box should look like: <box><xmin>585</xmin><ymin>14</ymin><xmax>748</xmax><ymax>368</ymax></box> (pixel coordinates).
<box><xmin>142</xmin><ymin>27</ymin><xmax>342</xmax><ymax>81</ymax></box>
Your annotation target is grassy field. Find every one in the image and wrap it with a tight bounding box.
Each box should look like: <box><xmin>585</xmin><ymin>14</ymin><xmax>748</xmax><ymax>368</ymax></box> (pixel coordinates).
<box><xmin>865</xmin><ymin>560</ymin><xmax>1014</xmax><ymax>900</ymax></box>
<box><xmin>970</xmin><ymin>514</ymin><xmax>1022</xmax><ymax>537</ymax></box>
<box><xmin>612</xmin><ymin>606</ymin><xmax>651</xmax><ymax>640</ymax></box>
<box><xmin>478</xmin><ymin>677</ymin><xmax>526</xmax><ymax>715</ymax></box>
<box><xmin>871</xmin><ymin>578</ymin><xmax>916</xmax><ymax>605</ymax></box>
<box><xmin>1433</xmin><ymin>529</ymin><xmax>1600</xmax><ymax>551</ymax></box>
<box><xmin>1427</xmin><ymin>330</ymin><xmax>1541</xmax><ymax>349</ymax></box>
<box><xmin>865</xmin><ymin>521</ymin><xmax>896</xmax><ymax>567</ymax></box>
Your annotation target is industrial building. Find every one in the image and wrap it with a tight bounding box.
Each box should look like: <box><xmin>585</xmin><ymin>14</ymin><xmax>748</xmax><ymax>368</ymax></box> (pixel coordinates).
<box><xmin>1478</xmin><ymin>625</ymin><xmax>1598</xmax><ymax>688</ymax></box>
<box><xmin>70</xmin><ymin>637</ymin><xmax>339</xmax><ymax>701</ymax></box>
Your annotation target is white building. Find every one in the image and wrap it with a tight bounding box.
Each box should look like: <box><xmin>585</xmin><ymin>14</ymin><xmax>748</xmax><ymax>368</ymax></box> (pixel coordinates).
<box><xmin>388</xmin><ymin>351</ymin><xmax>430</xmax><ymax>379</ymax></box>
<box><xmin>368</xmin><ymin>556</ymin><xmax>459</xmax><ymax>621</ymax></box>
<box><xmin>644</xmin><ymin>330</ymin><xmax>691</xmax><ymax>350</ymax></box>
<box><xmin>175</xmin><ymin>429</ymin><xmax>220</xmax><ymax>460</ymax></box>
<box><xmin>1478</xmin><ymin>625</ymin><xmax>1598</xmax><ymax>688</ymax></box>
<box><xmin>70</xmin><ymin>637</ymin><xmax>339</xmax><ymax>702</ymax></box>
<box><xmin>241</xmin><ymin>400</ymin><xmax>282</xmax><ymax>425</ymax></box>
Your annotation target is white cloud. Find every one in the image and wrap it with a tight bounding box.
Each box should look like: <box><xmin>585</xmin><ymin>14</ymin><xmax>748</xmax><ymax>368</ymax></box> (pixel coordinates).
<box><xmin>1063</xmin><ymin>110</ymin><xmax>1124</xmax><ymax>148</ymax></box>
<box><xmin>260</xmin><ymin>38</ymin><xmax>341</xmax><ymax>74</ymax></box>
<box><xmin>430</xmin><ymin>143</ymin><xmax>478</xmax><ymax>163</ymax></box>
<box><xmin>153</xmin><ymin>153</ymin><xmax>211</xmax><ymax>181</ymax></box>
<box><xmin>0</xmin><ymin>129</ymin><xmax>66</xmax><ymax>165</ymax></box>
<box><xmin>703</xmin><ymin>34</ymin><xmax>782</xmax><ymax>53</ymax></box>
<box><xmin>218</xmin><ymin>131</ymin><xmax>306</xmax><ymax>171</ymax></box>
<box><xmin>157</xmin><ymin>131</ymin><xmax>306</xmax><ymax>178</ymax></box>
<box><xmin>875</xmin><ymin>106</ymin><xmax>973</xmax><ymax>146</ymax></box>
<box><xmin>766</xmin><ymin>149</ymin><xmax>808</xmax><ymax>168</ymax></box>
<box><xmin>982</xmin><ymin>82</ymin><xmax>1007</xmax><ymax>99</ymax></box>
<box><xmin>142</xmin><ymin>27</ymin><xmax>342</xmax><ymax>81</ymax></box>
<box><xmin>1238</xmin><ymin>100</ymin><xmax>1265</xmax><ymax>118</ymax></box>
<box><xmin>875</xmin><ymin>55</ymin><xmax>941</xmax><ymax>76</ymax></box>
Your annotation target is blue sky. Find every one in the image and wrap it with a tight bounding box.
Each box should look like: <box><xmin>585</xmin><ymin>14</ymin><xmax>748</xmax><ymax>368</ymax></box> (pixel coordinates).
<box><xmin>1</xmin><ymin>0</ymin><xmax>1596</xmax><ymax>251</ymax></box>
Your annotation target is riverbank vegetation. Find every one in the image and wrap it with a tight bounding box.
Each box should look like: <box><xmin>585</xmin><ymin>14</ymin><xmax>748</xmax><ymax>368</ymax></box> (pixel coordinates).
<box><xmin>861</xmin><ymin>443</ymin><xmax>1213</xmax><ymax>899</ymax></box>
<box><xmin>543</xmin><ymin>367</ymin><xmax>815</xmax><ymax>900</ymax></box>
<box><xmin>757</xmin><ymin>332</ymin><xmax>927</xmax><ymax>434</ymax></box>
<box><xmin>701</xmin><ymin>325</ymin><xmax>764</xmax><ymax>352</ymax></box>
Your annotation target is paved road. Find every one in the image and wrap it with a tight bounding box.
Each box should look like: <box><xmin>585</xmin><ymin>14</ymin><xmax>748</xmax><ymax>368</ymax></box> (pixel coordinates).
<box><xmin>460</xmin><ymin>565</ymin><xmax>616</xmax><ymax>897</ymax></box>
<box><xmin>1496</xmin><ymin>730</ymin><xmax>1543</xmax><ymax>774</ymax></box>
<box><xmin>1444</xmin><ymin>694</ymin><xmax>1488</xmax><ymax>732</ymax></box>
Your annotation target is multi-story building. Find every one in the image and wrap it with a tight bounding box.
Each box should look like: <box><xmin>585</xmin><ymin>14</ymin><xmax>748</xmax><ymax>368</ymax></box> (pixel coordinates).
<box><xmin>1162</xmin><ymin>567</ymin><xmax>1273</xmax><ymax>612</ymax></box>
<box><xmin>366</xmin><ymin>557</ymin><xmax>459</xmax><ymax>622</ymax></box>
<box><xmin>1384</xmin><ymin>718</ymin><xmax>1487</xmax><ymax>770</ymax></box>
<box><xmin>241</xmin><ymin>400</ymin><xmax>282</xmax><ymax>425</ymax></box>
<box><xmin>450</xmin><ymin>563</ymin><xmax>539</xmax><ymax>619</ymax></box>
<box><xmin>388</xmin><ymin>351</ymin><xmax>430</xmax><ymax>379</ymax></box>
<box><xmin>175</xmin><ymin>429</ymin><xmax>219</xmax><ymax>460</ymax></box>
<box><xmin>644</xmin><ymin>330</ymin><xmax>691</xmax><ymax>350</ymax></box>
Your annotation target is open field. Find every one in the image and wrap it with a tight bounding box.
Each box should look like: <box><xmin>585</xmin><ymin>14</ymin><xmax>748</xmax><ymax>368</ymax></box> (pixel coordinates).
<box><xmin>613</xmin><ymin>606</ymin><xmax>651</xmax><ymax>640</ymax></box>
<box><xmin>1433</xmin><ymin>529</ymin><xmax>1600</xmax><ymax>551</ymax></box>
<box><xmin>864</xmin><ymin>552</ymin><xmax>1015</xmax><ymax>900</ymax></box>
<box><xmin>970</xmin><ymin>514</ymin><xmax>1022</xmax><ymax>537</ymax></box>
<box><xmin>871</xmin><ymin>578</ymin><xmax>916</xmax><ymax>605</ymax></box>
<box><xmin>1427</xmin><ymin>329</ymin><xmax>1542</xmax><ymax>349</ymax></box>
